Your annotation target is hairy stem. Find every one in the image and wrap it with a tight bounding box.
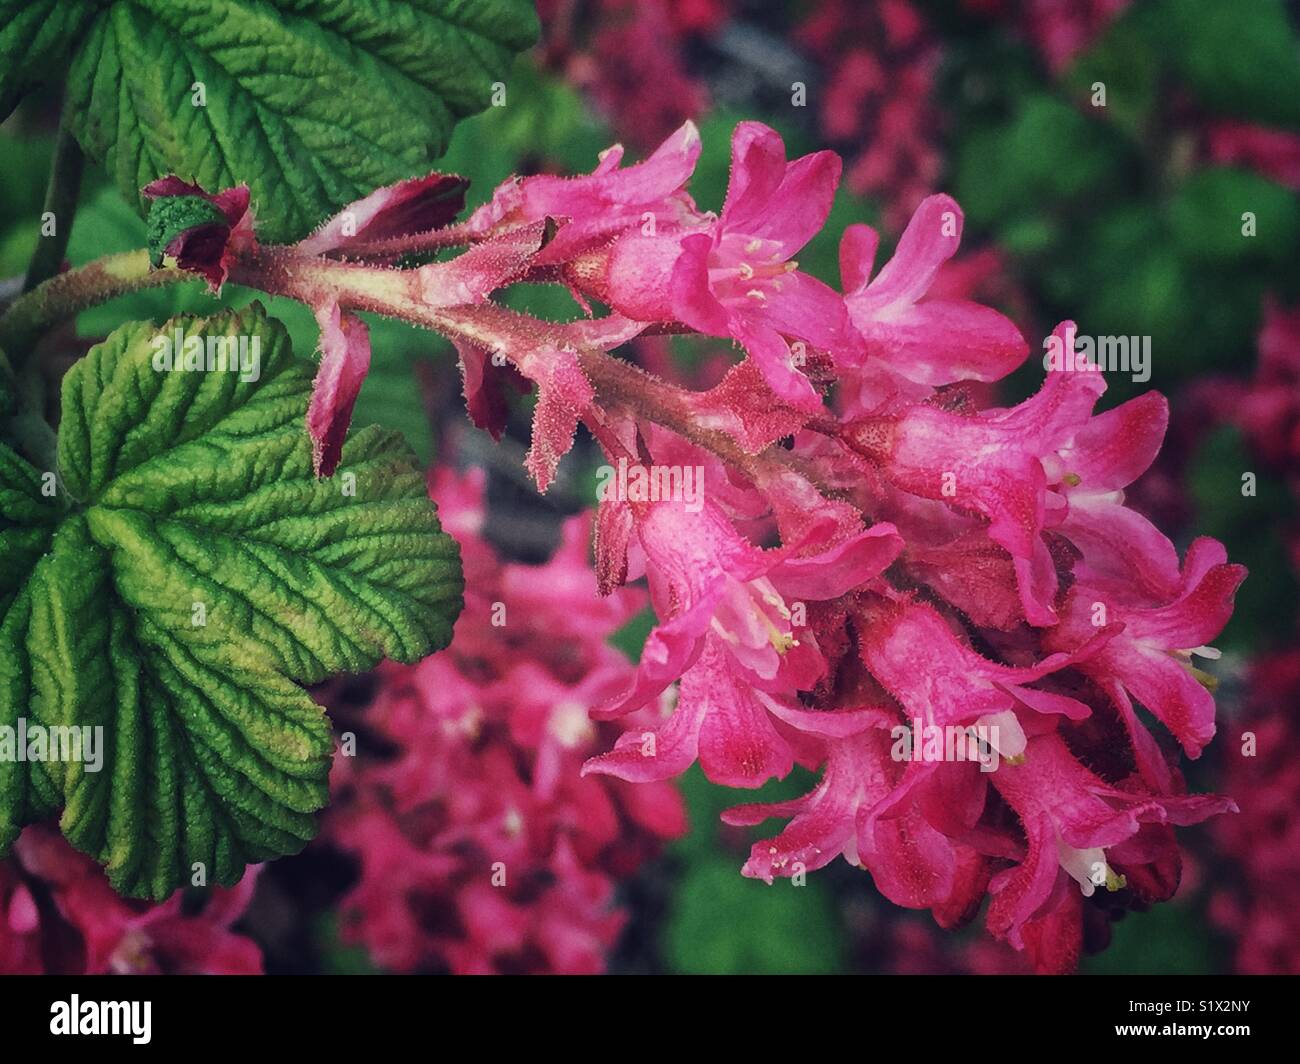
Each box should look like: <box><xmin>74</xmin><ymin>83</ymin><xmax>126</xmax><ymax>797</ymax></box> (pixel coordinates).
<box><xmin>227</xmin><ymin>250</ymin><xmax>842</xmax><ymax>494</ymax></box>
<box><xmin>1</xmin><ymin>241</ymin><xmax>838</xmax><ymax>502</ymax></box>
<box><xmin>0</xmin><ymin>251</ymin><xmax>190</xmax><ymax>365</ymax></box>
<box><xmin>417</xmin><ymin>303</ymin><xmax>837</xmax><ymax>493</ymax></box>
<box><xmin>23</xmin><ymin>122</ymin><xmax>85</xmax><ymax>294</ymax></box>
<box><xmin>318</xmin><ymin>220</ymin><xmax>484</xmax><ymax>262</ymax></box>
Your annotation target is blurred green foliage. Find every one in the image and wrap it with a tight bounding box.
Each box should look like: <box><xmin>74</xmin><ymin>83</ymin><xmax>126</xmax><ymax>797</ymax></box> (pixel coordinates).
<box><xmin>1081</xmin><ymin>899</ymin><xmax>1220</xmax><ymax>975</ymax></box>
<box><xmin>1187</xmin><ymin>427</ymin><xmax>1299</xmax><ymax>653</ymax></box>
<box><xmin>952</xmin><ymin>0</ymin><xmax>1300</xmax><ymax>402</ymax></box>
<box><xmin>662</xmin><ymin>768</ymin><xmax>846</xmax><ymax>975</ymax></box>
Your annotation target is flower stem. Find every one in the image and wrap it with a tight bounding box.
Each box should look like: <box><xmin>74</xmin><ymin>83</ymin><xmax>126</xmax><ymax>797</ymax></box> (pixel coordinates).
<box><xmin>2</xmin><ymin>239</ymin><xmax>837</xmax><ymax>502</ymax></box>
<box><xmin>316</xmin><ymin>220</ymin><xmax>483</xmax><ymax>262</ymax></box>
<box><xmin>0</xmin><ymin>251</ymin><xmax>191</xmax><ymax>367</ymax></box>
<box><xmin>415</xmin><ymin>303</ymin><xmax>837</xmax><ymax>494</ymax></box>
<box><xmin>22</xmin><ymin>120</ymin><xmax>85</xmax><ymax>294</ymax></box>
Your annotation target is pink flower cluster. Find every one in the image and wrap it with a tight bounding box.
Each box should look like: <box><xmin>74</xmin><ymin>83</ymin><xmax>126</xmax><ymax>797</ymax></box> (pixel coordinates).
<box><xmin>1210</xmin><ymin>650</ymin><xmax>1300</xmax><ymax>974</ymax></box>
<box><xmin>517</xmin><ymin>120</ymin><xmax>1239</xmax><ymax>972</ymax></box>
<box><xmin>1194</xmin><ymin>299</ymin><xmax>1300</xmax><ymax>974</ymax></box>
<box><xmin>0</xmin><ymin>825</ymin><xmax>261</xmax><ymax>974</ymax></box>
<box><xmin>323</xmin><ymin>468</ymin><xmax>685</xmax><ymax>975</ymax></box>
<box><xmin>1206</xmin><ymin>300</ymin><xmax>1300</xmax><ymax>499</ymax></box>
<box><xmin>535</xmin><ymin>0</ymin><xmax>725</xmax><ymax>148</ymax></box>
<box><xmin>963</xmin><ymin>0</ymin><xmax>1133</xmax><ymax>72</ymax></box>
<box><xmin>143</xmin><ymin>117</ymin><xmax>1244</xmax><ymax>972</ymax></box>
<box><xmin>796</xmin><ymin>0</ymin><xmax>945</xmax><ymax>230</ymax></box>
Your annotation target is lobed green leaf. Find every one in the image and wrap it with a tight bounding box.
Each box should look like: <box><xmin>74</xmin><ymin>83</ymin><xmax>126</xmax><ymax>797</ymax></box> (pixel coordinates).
<box><xmin>0</xmin><ymin>303</ymin><xmax>462</xmax><ymax>897</ymax></box>
<box><xmin>0</xmin><ymin>0</ymin><xmax>539</xmax><ymax>242</ymax></box>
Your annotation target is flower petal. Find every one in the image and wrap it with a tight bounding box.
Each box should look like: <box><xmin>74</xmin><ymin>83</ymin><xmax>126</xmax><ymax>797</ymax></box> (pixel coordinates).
<box><xmin>863</xmin><ymin>193</ymin><xmax>963</xmax><ymax>305</ymax></box>
<box><xmin>296</xmin><ymin>172</ymin><xmax>467</xmax><ymax>255</ymax></box>
<box><xmin>307</xmin><ymin>298</ymin><xmax>372</xmax><ymax>477</ymax></box>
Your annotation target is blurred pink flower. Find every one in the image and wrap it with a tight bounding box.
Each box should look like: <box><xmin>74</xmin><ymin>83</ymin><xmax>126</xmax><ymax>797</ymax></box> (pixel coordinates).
<box><xmin>324</xmin><ymin>469</ymin><xmax>685</xmax><ymax>975</ymax></box>
<box><xmin>1</xmin><ymin>825</ymin><xmax>261</xmax><ymax>975</ymax></box>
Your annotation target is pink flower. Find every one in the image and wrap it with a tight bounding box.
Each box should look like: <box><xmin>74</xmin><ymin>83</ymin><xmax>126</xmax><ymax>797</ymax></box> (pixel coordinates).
<box><xmin>856</xmin><ymin>595</ymin><xmax>1108</xmax><ymax>736</ymax></box>
<box><xmin>296</xmin><ymin>172</ymin><xmax>468</xmax><ymax>256</ymax></box>
<box><xmin>583</xmin><ymin>2</ymin><xmax>710</xmax><ymax>149</ymax></box>
<box><xmin>1</xmin><ymin>825</ymin><xmax>261</xmax><ymax>975</ymax></box>
<box><xmin>840</xmin><ymin>194</ymin><xmax>1028</xmax><ymax>391</ymax></box>
<box><xmin>595</xmin><ymin>123</ymin><xmax>856</xmax><ymax>410</ymax></box>
<box><xmin>722</xmin><ymin>694</ymin><xmax>1004</xmax><ymax>924</ymax></box>
<box><xmin>324</xmin><ymin>469</ymin><xmax>685</xmax><ymax>975</ymax></box>
<box><xmin>1052</xmin><ymin>390</ymin><xmax>1184</xmax><ymax>601</ymax></box>
<box><xmin>678</xmin><ymin>359</ymin><xmax>815</xmax><ymax>455</ymax></box>
<box><xmin>669</xmin><ymin>124</ymin><xmax>857</xmax><ymax>409</ymax></box>
<box><xmin>721</xmin><ymin>714</ymin><xmax>910</xmax><ymax>884</ymax></box>
<box><xmin>306</xmin><ymin>221</ymin><xmax>548</xmax><ymax>477</ymax></box>
<box><xmin>1045</xmin><ymin>538</ymin><xmax>1247</xmax><ymax>779</ymax></box>
<box><xmin>446</xmin><ymin>310</ymin><xmax>646</xmax><ymax>492</ymax></box>
<box><xmin>534</xmin><ymin>0</ymin><xmax>722</xmax><ymax>149</ymax></box>
<box><xmin>308</xmin><ymin>298</ymin><xmax>371</xmax><ymax>478</ymax></box>
<box><xmin>983</xmin><ymin>0</ymin><xmax>1133</xmax><ymax>73</ymax></box>
<box><xmin>498</xmin><ymin>507</ymin><xmax>647</xmax><ymax>644</ymax></box>
<box><xmin>140</xmin><ymin>174</ymin><xmax>544</xmax><ymax>479</ymax></box>
<box><xmin>1204</xmin><ymin>121</ymin><xmax>1300</xmax><ymax>191</ymax></box>
<box><xmin>467</xmin><ymin>120</ymin><xmax>704</xmax><ymax>265</ymax></box>
<box><xmin>901</xmin><ymin>528</ymin><xmax>1027</xmax><ymax>631</ymax></box>
<box><xmin>845</xmin><ymin>322</ymin><xmax>1106</xmax><ymax>625</ymax></box>
<box><xmin>1234</xmin><ymin>299</ymin><xmax>1300</xmax><ymax>471</ymax></box>
<box><xmin>140</xmin><ymin>117</ymin><xmax>1249</xmax><ymax>976</ymax></box>
<box><xmin>795</xmin><ymin>0</ymin><xmax>945</xmax><ymax>230</ymax></box>
<box><xmin>583</xmin><ymin>498</ymin><xmax>902</xmax><ymax>786</ymax></box>
<box><xmin>1211</xmin><ymin>652</ymin><xmax>1300</xmax><ymax>974</ymax></box>
<box><xmin>987</xmin><ymin>732</ymin><xmax>1234</xmax><ymax>957</ymax></box>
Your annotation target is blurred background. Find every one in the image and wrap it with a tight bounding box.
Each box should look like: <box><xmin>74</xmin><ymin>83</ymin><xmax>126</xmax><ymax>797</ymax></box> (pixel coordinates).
<box><xmin>2</xmin><ymin>0</ymin><xmax>1298</xmax><ymax>974</ymax></box>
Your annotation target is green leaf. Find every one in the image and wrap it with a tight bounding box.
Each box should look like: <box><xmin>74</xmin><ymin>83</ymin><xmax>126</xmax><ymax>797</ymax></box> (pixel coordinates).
<box><xmin>1187</xmin><ymin>426</ymin><xmax>1299</xmax><ymax>653</ymax></box>
<box><xmin>0</xmin><ymin>303</ymin><xmax>463</xmax><ymax>897</ymax></box>
<box><xmin>0</xmin><ymin>350</ymin><xmax>16</xmax><ymax>424</ymax></box>
<box><xmin>1080</xmin><ymin>897</ymin><xmax>1218</xmax><ymax>975</ymax></box>
<box><xmin>0</xmin><ymin>0</ymin><xmax>104</xmax><ymax>119</ymax></box>
<box><xmin>0</xmin><ymin>443</ymin><xmax>61</xmax><ymax>850</ymax></box>
<box><xmin>953</xmin><ymin>95</ymin><xmax>1124</xmax><ymax>228</ymax></box>
<box><xmin>659</xmin><ymin>765</ymin><xmax>845</xmax><ymax>974</ymax></box>
<box><xmin>1</xmin><ymin>0</ymin><xmax>538</xmax><ymax>243</ymax></box>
